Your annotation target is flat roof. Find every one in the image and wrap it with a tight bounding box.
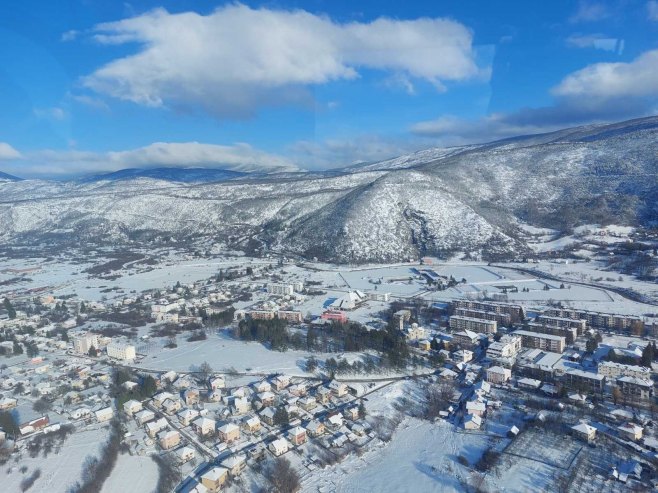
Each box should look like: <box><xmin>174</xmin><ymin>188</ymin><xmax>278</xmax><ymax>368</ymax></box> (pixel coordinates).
<box><xmin>514</xmin><ymin>330</ymin><xmax>566</xmax><ymax>341</ymax></box>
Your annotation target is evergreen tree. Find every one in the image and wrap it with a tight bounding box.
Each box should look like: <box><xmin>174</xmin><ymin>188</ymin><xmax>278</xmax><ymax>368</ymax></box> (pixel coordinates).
<box><xmin>358</xmin><ymin>400</ymin><xmax>366</xmax><ymax>419</ymax></box>
<box><xmin>273</xmin><ymin>406</ymin><xmax>289</xmax><ymax>426</ymax></box>
<box><xmin>3</xmin><ymin>298</ymin><xmax>16</xmax><ymax>319</ymax></box>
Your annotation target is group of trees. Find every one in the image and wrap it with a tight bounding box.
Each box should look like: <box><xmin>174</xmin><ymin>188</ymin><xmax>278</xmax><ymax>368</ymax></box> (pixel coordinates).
<box><xmin>3</xmin><ymin>298</ymin><xmax>16</xmax><ymax>319</ymax></box>
<box><xmin>425</xmin><ymin>382</ymin><xmax>457</xmax><ymax>420</ymax></box>
<box><xmin>200</xmin><ymin>307</ymin><xmax>235</xmax><ymax>327</ymax></box>
<box><xmin>235</xmin><ymin>318</ymin><xmax>291</xmax><ymax>351</ymax></box>
<box><xmin>68</xmin><ymin>420</ymin><xmax>122</xmax><ymax>493</ymax></box>
<box><xmin>114</xmin><ymin>369</ymin><xmax>157</xmax><ymax>408</ymax></box>
<box><xmin>264</xmin><ymin>457</ymin><xmax>300</xmax><ymax>493</ymax></box>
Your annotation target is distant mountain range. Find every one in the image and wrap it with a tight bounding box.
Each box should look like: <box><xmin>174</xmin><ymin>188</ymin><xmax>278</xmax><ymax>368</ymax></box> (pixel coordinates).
<box><xmin>80</xmin><ymin>167</ymin><xmax>250</xmax><ymax>183</ymax></box>
<box><xmin>0</xmin><ymin>170</ymin><xmax>22</xmax><ymax>182</ymax></box>
<box><xmin>1</xmin><ymin>116</ymin><xmax>657</xmax><ymax>262</ymax></box>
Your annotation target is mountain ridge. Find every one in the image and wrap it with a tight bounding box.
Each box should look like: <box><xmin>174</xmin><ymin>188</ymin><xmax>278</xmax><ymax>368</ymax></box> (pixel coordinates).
<box><xmin>1</xmin><ymin>115</ymin><xmax>657</xmax><ymax>262</ymax></box>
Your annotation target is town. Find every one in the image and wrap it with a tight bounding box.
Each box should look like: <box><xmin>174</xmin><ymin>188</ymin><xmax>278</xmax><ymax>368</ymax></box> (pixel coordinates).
<box><xmin>1</xmin><ymin>250</ymin><xmax>658</xmax><ymax>492</ymax></box>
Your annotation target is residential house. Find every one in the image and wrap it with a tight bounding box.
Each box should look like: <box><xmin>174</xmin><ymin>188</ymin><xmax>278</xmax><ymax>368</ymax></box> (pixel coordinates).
<box><xmin>306</xmin><ymin>420</ymin><xmax>325</xmax><ymax>437</ymax></box>
<box><xmin>162</xmin><ymin>398</ymin><xmax>183</xmax><ymax>415</ymax></box>
<box><xmin>174</xmin><ymin>446</ymin><xmax>195</xmax><ymax>464</ymax></box>
<box><xmin>123</xmin><ymin>399</ymin><xmax>142</xmax><ymax>416</ymax></box>
<box><xmin>253</xmin><ymin>380</ymin><xmax>271</xmax><ymax>393</ymax></box>
<box><xmin>243</xmin><ymin>416</ymin><xmax>261</xmax><ymax>433</ymax></box>
<box><xmin>183</xmin><ymin>389</ymin><xmax>200</xmax><ymax>406</ymax></box>
<box><xmin>192</xmin><ymin>417</ymin><xmax>216</xmax><ymax>437</ymax></box>
<box><xmin>268</xmin><ymin>438</ymin><xmax>290</xmax><ymax>456</ymax></box>
<box><xmin>209</xmin><ymin>376</ymin><xmax>225</xmax><ymax>390</ymax></box>
<box><xmin>256</xmin><ymin>391</ymin><xmax>276</xmax><ymax>408</ymax></box>
<box><xmin>272</xmin><ymin>375</ymin><xmax>290</xmax><ymax>391</ymax></box>
<box><xmin>316</xmin><ymin>387</ymin><xmax>332</xmax><ymax>404</ymax></box>
<box><xmin>617</xmin><ymin>376</ymin><xmax>654</xmax><ymax>401</ymax></box>
<box><xmin>571</xmin><ymin>422</ymin><xmax>597</xmax><ymax>442</ymax></box>
<box><xmin>221</xmin><ymin>454</ymin><xmax>247</xmax><ymax>477</ymax></box>
<box><xmin>200</xmin><ymin>466</ymin><xmax>229</xmax><ymax>492</ymax></box>
<box><xmin>464</xmin><ymin>414</ymin><xmax>482</xmax><ymax>430</ymax></box>
<box><xmin>327</xmin><ymin>413</ymin><xmax>343</xmax><ymax>428</ymax></box>
<box><xmin>260</xmin><ymin>407</ymin><xmax>277</xmax><ymax>426</ymax></box>
<box><xmin>618</xmin><ymin>423</ymin><xmax>643</xmax><ymax>441</ymax></box>
<box><xmin>95</xmin><ymin>407</ymin><xmax>114</xmax><ymax>423</ymax></box>
<box><xmin>158</xmin><ymin>429</ymin><xmax>181</xmax><ymax>450</ymax></box>
<box><xmin>328</xmin><ymin>380</ymin><xmax>348</xmax><ymax>397</ymax></box>
<box><xmin>486</xmin><ymin>366</ymin><xmax>512</xmax><ymax>385</ymax></box>
<box><xmin>146</xmin><ymin>418</ymin><xmax>168</xmax><ymax>438</ymax></box>
<box><xmin>177</xmin><ymin>408</ymin><xmax>199</xmax><ymax>427</ymax></box>
<box><xmin>19</xmin><ymin>416</ymin><xmax>49</xmax><ymax>435</ymax></box>
<box><xmin>465</xmin><ymin>400</ymin><xmax>486</xmax><ymax>417</ymax></box>
<box><xmin>288</xmin><ymin>426</ymin><xmax>307</xmax><ymax>446</ymax></box>
<box><xmin>218</xmin><ymin>423</ymin><xmax>240</xmax><ymax>444</ymax></box>
<box><xmin>0</xmin><ymin>397</ymin><xmax>17</xmax><ymax>410</ymax></box>
<box><xmin>135</xmin><ymin>409</ymin><xmax>155</xmax><ymax>425</ymax></box>
<box><xmin>298</xmin><ymin>396</ymin><xmax>317</xmax><ymax>411</ymax></box>
<box><xmin>232</xmin><ymin>397</ymin><xmax>250</xmax><ymax>415</ymax></box>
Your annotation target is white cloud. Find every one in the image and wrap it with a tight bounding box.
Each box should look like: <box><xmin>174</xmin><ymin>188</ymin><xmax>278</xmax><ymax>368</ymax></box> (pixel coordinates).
<box><xmin>569</xmin><ymin>1</ymin><xmax>610</xmax><ymax>23</ymax></box>
<box><xmin>0</xmin><ymin>143</ymin><xmax>21</xmax><ymax>160</ymax></box>
<box><xmin>33</xmin><ymin>107</ymin><xmax>67</xmax><ymax>120</ymax></box>
<box><xmin>566</xmin><ymin>34</ymin><xmax>622</xmax><ymax>53</ymax></box>
<box><xmin>649</xmin><ymin>1</ymin><xmax>658</xmax><ymax>21</ymax></box>
<box><xmin>10</xmin><ymin>142</ymin><xmax>299</xmax><ymax>178</ymax></box>
<box><xmin>289</xmin><ymin>135</ymin><xmax>421</xmax><ymax>170</ymax></box>
<box><xmin>60</xmin><ymin>29</ymin><xmax>79</xmax><ymax>42</ymax></box>
<box><xmin>553</xmin><ymin>49</ymin><xmax>658</xmax><ymax>99</ymax></box>
<box><xmin>81</xmin><ymin>4</ymin><xmax>479</xmax><ymax>118</ymax></box>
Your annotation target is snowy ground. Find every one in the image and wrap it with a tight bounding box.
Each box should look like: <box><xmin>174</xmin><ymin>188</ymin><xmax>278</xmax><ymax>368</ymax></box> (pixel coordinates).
<box><xmin>141</xmin><ymin>331</ymin><xmax>364</xmax><ymax>375</ymax></box>
<box><xmin>101</xmin><ymin>453</ymin><xmax>159</xmax><ymax>493</ymax></box>
<box><xmin>3</xmin><ymin>425</ymin><xmax>109</xmax><ymax>493</ymax></box>
<box><xmin>304</xmin><ymin>418</ymin><xmax>491</xmax><ymax>493</ymax></box>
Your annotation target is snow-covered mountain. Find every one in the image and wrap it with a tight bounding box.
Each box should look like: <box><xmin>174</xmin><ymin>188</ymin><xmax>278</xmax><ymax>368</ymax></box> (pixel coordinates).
<box><xmin>1</xmin><ymin>116</ymin><xmax>657</xmax><ymax>262</ymax></box>
<box><xmin>0</xmin><ymin>170</ymin><xmax>22</xmax><ymax>182</ymax></box>
<box><xmin>80</xmin><ymin>167</ymin><xmax>249</xmax><ymax>183</ymax></box>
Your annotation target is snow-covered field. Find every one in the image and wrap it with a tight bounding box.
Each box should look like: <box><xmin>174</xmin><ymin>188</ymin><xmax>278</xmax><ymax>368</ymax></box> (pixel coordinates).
<box><xmin>143</xmin><ymin>331</ymin><xmax>357</xmax><ymax>375</ymax></box>
<box><xmin>305</xmin><ymin>418</ymin><xmax>491</xmax><ymax>493</ymax></box>
<box><xmin>3</xmin><ymin>426</ymin><xmax>109</xmax><ymax>493</ymax></box>
<box><xmin>101</xmin><ymin>453</ymin><xmax>159</xmax><ymax>493</ymax></box>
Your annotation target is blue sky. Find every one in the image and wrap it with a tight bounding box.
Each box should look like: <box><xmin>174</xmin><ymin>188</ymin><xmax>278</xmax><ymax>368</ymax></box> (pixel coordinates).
<box><xmin>0</xmin><ymin>0</ymin><xmax>657</xmax><ymax>178</ymax></box>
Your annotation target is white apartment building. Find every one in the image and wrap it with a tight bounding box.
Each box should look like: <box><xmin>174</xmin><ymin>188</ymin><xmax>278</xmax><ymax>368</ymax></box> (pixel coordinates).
<box><xmin>106</xmin><ymin>342</ymin><xmax>136</xmax><ymax>361</ymax></box>
<box><xmin>486</xmin><ymin>335</ymin><xmax>522</xmax><ymax>360</ymax></box>
<box><xmin>73</xmin><ymin>333</ymin><xmax>99</xmax><ymax>354</ymax></box>
<box><xmin>597</xmin><ymin>361</ymin><xmax>651</xmax><ymax>380</ymax></box>
<box><xmin>267</xmin><ymin>283</ymin><xmax>294</xmax><ymax>296</ymax></box>
<box><xmin>366</xmin><ymin>291</ymin><xmax>391</xmax><ymax>302</ymax></box>
<box><xmin>486</xmin><ymin>366</ymin><xmax>512</xmax><ymax>384</ymax></box>
<box><xmin>514</xmin><ymin>330</ymin><xmax>566</xmax><ymax>353</ymax></box>
<box><xmin>151</xmin><ymin>303</ymin><xmax>179</xmax><ymax>314</ymax></box>
<box><xmin>449</xmin><ymin>315</ymin><xmax>497</xmax><ymax>334</ymax></box>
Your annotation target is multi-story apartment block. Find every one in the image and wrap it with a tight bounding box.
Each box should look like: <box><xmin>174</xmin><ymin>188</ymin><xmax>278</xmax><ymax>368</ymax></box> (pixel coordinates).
<box><xmin>454</xmin><ymin>308</ymin><xmax>511</xmax><ymax>326</ymax></box>
<box><xmin>525</xmin><ymin>322</ymin><xmax>577</xmax><ymax>344</ymax></box>
<box><xmin>277</xmin><ymin>310</ymin><xmax>303</xmax><ymax>323</ymax></box>
<box><xmin>486</xmin><ymin>335</ymin><xmax>522</xmax><ymax>360</ymax></box>
<box><xmin>453</xmin><ymin>300</ymin><xmax>524</xmax><ymax>322</ymax></box>
<box><xmin>106</xmin><ymin>342</ymin><xmax>136</xmax><ymax>361</ymax></box>
<box><xmin>562</xmin><ymin>369</ymin><xmax>605</xmax><ymax>394</ymax></box>
<box><xmin>536</xmin><ymin>315</ymin><xmax>587</xmax><ymax>334</ymax></box>
<box><xmin>449</xmin><ymin>315</ymin><xmax>497</xmax><ymax>334</ymax></box>
<box><xmin>366</xmin><ymin>291</ymin><xmax>391</xmax><ymax>302</ymax></box>
<box><xmin>543</xmin><ymin>308</ymin><xmax>642</xmax><ymax>332</ymax></box>
<box><xmin>267</xmin><ymin>283</ymin><xmax>294</xmax><ymax>296</ymax></box>
<box><xmin>617</xmin><ymin>376</ymin><xmax>654</xmax><ymax>401</ymax></box>
<box><xmin>597</xmin><ymin>361</ymin><xmax>651</xmax><ymax>380</ymax></box>
<box><xmin>73</xmin><ymin>333</ymin><xmax>99</xmax><ymax>354</ymax></box>
<box><xmin>249</xmin><ymin>310</ymin><xmax>276</xmax><ymax>320</ymax></box>
<box><xmin>513</xmin><ymin>330</ymin><xmax>566</xmax><ymax>353</ymax></box>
